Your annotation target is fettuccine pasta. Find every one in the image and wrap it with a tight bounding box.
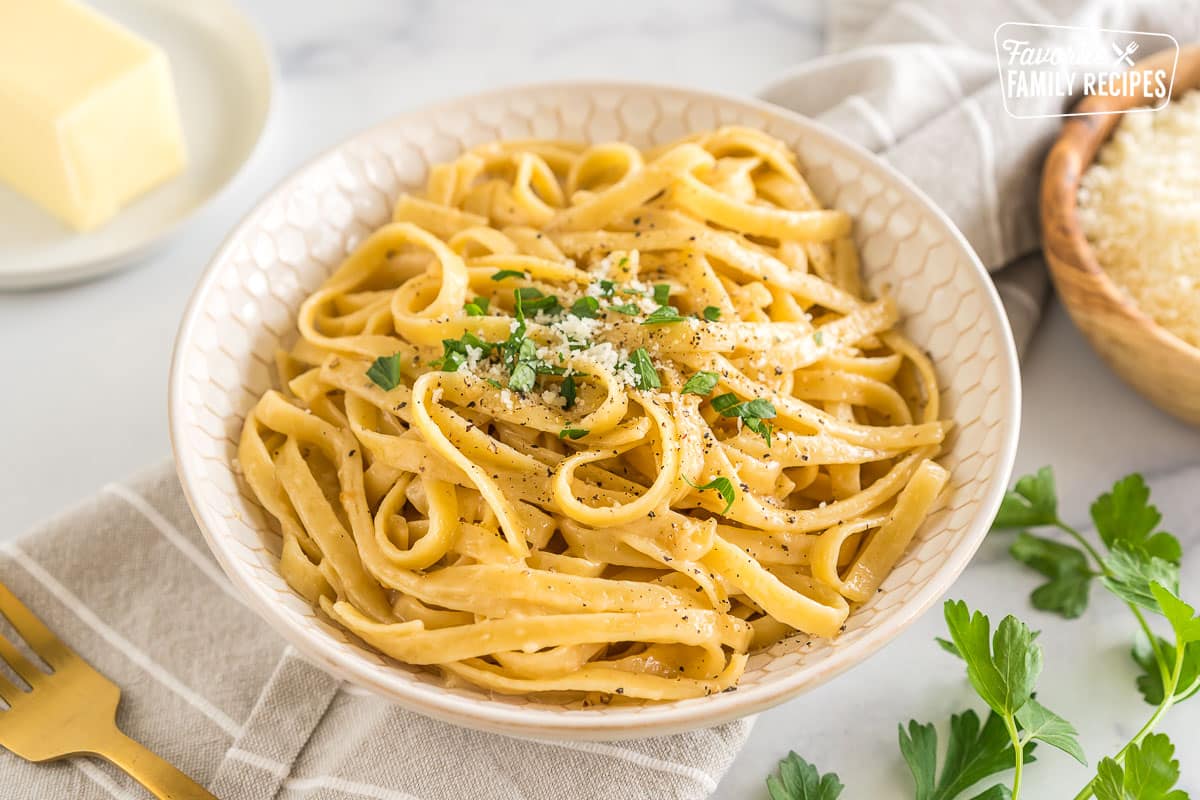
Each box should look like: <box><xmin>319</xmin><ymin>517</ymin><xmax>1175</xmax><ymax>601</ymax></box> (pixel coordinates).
<box><xmin>239</xmin><ymin>127</ymin><xmax>951</xmax><ymax>703</ymax></box>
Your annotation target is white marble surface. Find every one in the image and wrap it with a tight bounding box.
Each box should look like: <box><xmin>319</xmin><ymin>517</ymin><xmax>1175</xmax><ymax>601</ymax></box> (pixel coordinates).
<box><xmin>1</xmin><ymin>1</ymin><xmax>1198</xmax><ymax>797</ymax></box>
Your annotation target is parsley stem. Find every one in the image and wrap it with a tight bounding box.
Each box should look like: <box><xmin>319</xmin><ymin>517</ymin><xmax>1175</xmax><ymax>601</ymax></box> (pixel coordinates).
<box><xmin>1054</xmin><ymin>519</ymin><xmax>1170</xmax><ymax>682</ymax></box>
<box><xmin>1053</xmin><ymin>520</ymin><xmax>1104</xmax><ymax>564</ymax></box>
<box><xmin>1070</xmin><ymin>643</ymin><xmax>1186</xmax><ymax>800</ymax></box>
<box><xmin>1003</xmin><ymin>713</ymin><xmax>1024</xmax><ymax>800</ymax></box>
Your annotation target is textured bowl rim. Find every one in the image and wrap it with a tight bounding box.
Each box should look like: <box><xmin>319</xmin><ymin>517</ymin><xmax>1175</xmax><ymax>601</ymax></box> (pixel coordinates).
<box><xmin>168</xmin><ymin>80</ymin><xmax>1022</xmax><ymax>739</ymax></box>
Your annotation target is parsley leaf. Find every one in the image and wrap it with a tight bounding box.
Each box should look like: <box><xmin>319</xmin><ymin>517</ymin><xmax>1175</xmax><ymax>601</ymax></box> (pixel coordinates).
<box><xmin>684</xmin><ymin>474</ymin><xmax>736</xmax><ymax>514</ymax></box>
<box><xmin>767</xmin><ymin>752</ymin><xmax>843</xmax><ymax>800</ymax></box>
<box><xmin>702</xmin><ymin>305</ymin><xmax>722</xmax><ymax>322</ymax></box>
<box><xmin>491</xmin><ymin>269</ymin><xmax>525</xmax><ymax>281</ymax></box>
<box><xmin>993</xmin><ymin>467</ymin><xmax>1058</xmax><ymax>529</ymax></box>
<box><xmin>1150</xmin><ymin>583</ymin><xmax>1200</xmax><ymax>644</ymax></box>
<box><xmin>1132</xmin><ymin>633</ymin><xmax>1200</xmax><ymax>706</ymax></box>
<box><xmin>710</xmin><ymin>393</ymin><xmax>777</xmax><ymax>446</ymax></box>
<box><xmin>559</xmin><ymin>428</ymin><xmax>588</xmax><ymax>440</ymax></box>
<box><xmin>598</xmin><ymin>279</ymin><xmax>615</xmax><ymax>298</ymax></box>
<box><xmin>899</xmin><ymin>709</ymin><xmax>1032</xmax><ymax>800</ymax></box>
<box><xmin>1091</xmin><ymin>475</ymin><xmax>1182</xmax><ymax>563</ymax></box>
<box><xmin>1009</xmin><ymin>532</ymin><xmax>1094</xmax><ymax>619</ymax></box>
<box><xmin>641</xmin><ymin>305</ymin><xmax>688</xmax><ymax>325</ymax></box>
<box><xmin>1100</xmin><ymin>544</ymin><xmax>1179</xmax><ymax>611</ymax></box>
<box><xmin>711</xmin><ymin>392</ymin><xmax>741</xmax><ymax>414</ymax></box>
<box><xmin>430</xmin><ymin>332</ymin><xmax>494</xmax><ymax>372</ymax></box>
<box><xmin>1013</xmin><ymin>697</ymin><xmax>1086</xmax><ymax>764</ymax></box>
<box><xmin>569</xmin><ymin>296</ymin><xmax>601</xmax><ymax>318</ymax></box>
<box><xmin>943</xmin><ymin>600</ymin><xmax>1042</xmax><ymax>717</ymax></box>
<box><xmin>560</xmin><ymin>374</ymin><xmax>577</xmax><ymax>411</ymax></box>
<box><xmin>653</xmin><ymin>283</ymin><xmax>671</xmax><ymax>305</ymax></box>
<box><xmin>515</xmin><ymin>286</ymin><xmax>561</xmax><ymax>316</ymax></box>
<box><xmin>1094</xmin><ymin>734</ymin><xmax>1188</xmax><ymax>800</ymax></box>
<box><xmin>366</xmin><ymin>353</ymin><xmax>403</xmax><ymax>391</ymax></box>
<box><xmin>607</xmin><ymin>302</ymin><xmax>641</xmax><ymax>315</ymax></box>
<box><xmin>508</xmin><ymin>362</ymin><xmax>536</xmax><ymax>392</ymax></box>
<box><xmin>463</xmin><ymin>296</ymin><xmax>490</xmax><ymax>316</ymax></box>
<box><xmin>628</xmin><ymin>347</ymin><xmax>660</xmax><ymax>390</ymax></box>
<box><xmin>682</xmin><ymin>371</ymin><xmax>720</xmax><ymax>396</ymax></box>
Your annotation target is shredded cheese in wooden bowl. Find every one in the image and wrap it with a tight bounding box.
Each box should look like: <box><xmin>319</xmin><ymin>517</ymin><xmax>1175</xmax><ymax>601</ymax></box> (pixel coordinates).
<box><xmin>1078</xmin><ymin>90</ymin><xmax>1200</xmax><ymax>350</ymax></box>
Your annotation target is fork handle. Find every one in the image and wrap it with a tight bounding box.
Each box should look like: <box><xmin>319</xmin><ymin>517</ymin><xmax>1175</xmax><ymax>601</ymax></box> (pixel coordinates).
<box><xmin>90</xmin><ymin>731</ymin><xmax>219</xmax><ymax>800</ymax></box>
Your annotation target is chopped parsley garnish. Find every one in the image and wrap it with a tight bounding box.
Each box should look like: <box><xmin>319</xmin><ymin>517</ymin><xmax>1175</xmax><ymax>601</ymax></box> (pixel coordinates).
<box><xmin>494</xmin><ymin>288</ymin><xmax>562</xmax><ymax>392</ymax></box>
<box><xmin>463</xmin><ymin>296</ymin><xmax>490</xmax><ymax>316</ymax></box>
<box><xmin>569</xmin><ymin>296</ymin><xmax>601</xmax><ymax>319</ymax></box>
<box><xmin>485</xmin><ymin>378</ymin><xmax>502</xmax><ymax>388</ymax></box>
<box><xmin>653</xmin><ymin>283</ymin><xmax>671</xmax><ymax>305</ymax></box>
<box><xmin>430</xmin><ymin>332</ymin><xmax>493</xmax><ymax>372</ymax></box>
<box><xmin>559</xmin><ymin>428</ymin><xmax>589</xmax><ymax>440</ymax></box>
<box><xmin>515</xmin><ymin>287</ymin><xmax>561</xmax><ymax>316</ymax></box>
<box><xmin>684</xmin><ymin>474</ymin><xmax>736</xmax><ymax>514</ymax></box>
<box><xmin>508</xmin><ymin>362</ymin><xmax>536</xmax><ymax>392</ymax></box>
<box><xmin>682</xmin><ymin>371</ymin><xmax>720</xmax><ymax>396</ymax></box>
<box><xmin>561</xmin><ymin>374</ymin><xmax>578</xmax><ymax>410</ymax></box>
<box><xmin>491</xmin><ymin>269</ymin><xmax>525</xmax><ymax>281</ymax></box>
<box><xmin>711</xmin><ymin>393</ymin><xmax>777</xmax><ymax>446</ymax></box>
<box><xmin>641</xmin><ymin>306</ymin><xmax>687</xmax><ymax>325</ymax></box>
<box><xmin>608</xmin><ymin>302</ymin><xmax>641</xmax><ymax>315</ymax></box>
<box><xmin>702</xmin><ymin>306</ymin><xmax>722</xmax><ymax>322</ymax></box>
<box><xmin>628</xmin><ymin>347</ymin><xmax>661</xmax><ymax>390</ymax></box>
<box><xmin>366</xmin><ymin>353</ymin><xmax>403</xmax><ymax>391</ymax></box>
<box><xmin>598</xmin><ymin>279</ymin><xmax>616</xmax><ymax>298</ymax></box>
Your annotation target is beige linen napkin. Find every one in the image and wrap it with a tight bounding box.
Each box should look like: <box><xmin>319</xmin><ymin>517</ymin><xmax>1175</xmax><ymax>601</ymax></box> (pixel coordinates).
<box><xmin>0</xmin><ymin>465</ymin><xmax>750</xmax><ymax>800</ymax></box>
<box><xmin>760</xmin><ymin>0</ymin><xmax>1200</xmax><ymax>356</ymax></box>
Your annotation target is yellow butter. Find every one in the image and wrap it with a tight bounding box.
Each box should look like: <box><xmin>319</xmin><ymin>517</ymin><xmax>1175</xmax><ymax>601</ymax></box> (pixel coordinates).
<box><xmin>0</xmin><ymin>0</ymin><xmax>187</xmax><ymax>231</ymax></box>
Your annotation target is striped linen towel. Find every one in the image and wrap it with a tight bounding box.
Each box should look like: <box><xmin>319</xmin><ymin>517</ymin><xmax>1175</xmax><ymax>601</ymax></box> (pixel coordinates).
<box><xmin>760</xmin><ymin>0</ymin><xmax>1200</xmax><ymax>357</ymax></box>
<box><xmin>0</xmin><ymin>465</ymin><xmax>749</xmax><ymax>800</ymax></box>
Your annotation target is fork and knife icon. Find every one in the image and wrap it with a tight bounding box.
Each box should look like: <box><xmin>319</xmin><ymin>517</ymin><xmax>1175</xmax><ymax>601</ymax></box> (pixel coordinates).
<box><xmin>1112</xmin><ymin>40</ymin><xmax>1139</xmax><ymax>66</ymax></box>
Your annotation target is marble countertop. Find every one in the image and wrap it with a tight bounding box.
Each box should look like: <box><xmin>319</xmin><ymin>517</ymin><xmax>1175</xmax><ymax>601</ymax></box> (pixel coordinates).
<box><xmin>1</xmin><ymin>1</ymin><xmax>1198</xmax><ymax>797</ymax></box>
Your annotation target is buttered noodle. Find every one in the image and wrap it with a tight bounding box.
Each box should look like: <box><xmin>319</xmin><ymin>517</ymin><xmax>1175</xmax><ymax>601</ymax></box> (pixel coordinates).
<box><xmin>239</xmin><ymin>127</ymin><xmax>951</xmax><ymax>702</ymax></box>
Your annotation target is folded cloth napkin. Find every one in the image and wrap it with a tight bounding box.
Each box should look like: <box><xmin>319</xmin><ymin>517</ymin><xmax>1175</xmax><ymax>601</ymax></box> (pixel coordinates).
<box><xmin>760</xmin><ymin>0</ymin><xmax>1200</xmax><ymax>357</ymax></box>
<box><xmin>0</xmin><ymin>465</ymin><xmax>750</xmax><ymax>800</ymax></box>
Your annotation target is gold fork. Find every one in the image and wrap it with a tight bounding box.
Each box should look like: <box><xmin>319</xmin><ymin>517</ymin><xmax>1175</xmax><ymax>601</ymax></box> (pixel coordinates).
<box><xmin>0</xmin><ymin>579</ymin><xmax>218</xmax><ymax>799</ymax></box>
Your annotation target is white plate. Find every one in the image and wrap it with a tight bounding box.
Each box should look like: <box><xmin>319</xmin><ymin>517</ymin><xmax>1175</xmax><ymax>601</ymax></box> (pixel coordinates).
<box><xmin>170</xmin><ymin>82</ymin><xmax>1022</xmax><ymax>739</ymax></box>
<box><xmin>0</xmin><ymin>0</ymin><xmax>274</xmax><ymax>290</ymax></box>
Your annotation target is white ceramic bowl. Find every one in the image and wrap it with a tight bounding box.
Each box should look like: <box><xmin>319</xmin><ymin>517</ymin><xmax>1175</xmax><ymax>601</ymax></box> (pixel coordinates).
<box><xmin>169</xmin><ymin>82</ymin><xmax>1020</xmax><ymax>740</ymax></box>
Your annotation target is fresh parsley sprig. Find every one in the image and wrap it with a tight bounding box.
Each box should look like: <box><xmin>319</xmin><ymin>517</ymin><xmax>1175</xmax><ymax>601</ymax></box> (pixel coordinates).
<box><xmin>992</xmin><ymin>469</ymin><xmax>1197</xmax><ymax>800</ymax></box>
<box><xmin>766</xmin><ymin>471</ymin><xmax>1196</xmax><ymax>800</ymax></box>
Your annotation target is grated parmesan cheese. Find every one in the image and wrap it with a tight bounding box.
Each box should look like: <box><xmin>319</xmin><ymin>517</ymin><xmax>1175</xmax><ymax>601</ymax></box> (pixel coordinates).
<box><xmin>1078</xmin><ymin>90</ymin><xmax>1200</xmax><ymax>349</ymax></box>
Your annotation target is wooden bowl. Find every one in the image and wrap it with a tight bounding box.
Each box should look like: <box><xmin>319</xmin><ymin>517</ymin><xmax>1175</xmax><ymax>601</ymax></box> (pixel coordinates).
<box><xmin>1041</xmin><ymin>45</ymin><xmax>1200</xmax><ymax>426</ymax></box>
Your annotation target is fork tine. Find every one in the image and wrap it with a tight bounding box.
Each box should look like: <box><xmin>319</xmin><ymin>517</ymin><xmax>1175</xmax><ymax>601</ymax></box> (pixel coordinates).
<box><xmin>0</xmin><ymin>631</ymin><xmax>44</xmax><ymax>686</ymax></box>
<box><xmin>0</xmin><ymin>581</ymin><xmax>71</xmax><ymax>670</ymax></box>
<box><xmin>0</xmin><ymin>669</ymin><xmax>20</xmax><ymax>707</ymax></box>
